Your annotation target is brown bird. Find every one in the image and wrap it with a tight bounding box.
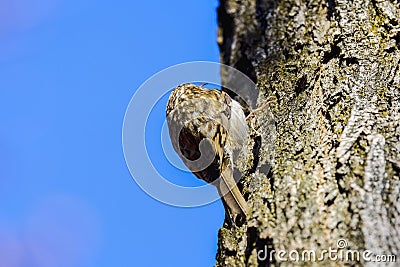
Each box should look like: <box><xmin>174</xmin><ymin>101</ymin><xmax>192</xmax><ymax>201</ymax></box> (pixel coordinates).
<box><xmin>166</xmin><ymin>83</ymin><xmax>249</xmax><ymax>224</ymax></box>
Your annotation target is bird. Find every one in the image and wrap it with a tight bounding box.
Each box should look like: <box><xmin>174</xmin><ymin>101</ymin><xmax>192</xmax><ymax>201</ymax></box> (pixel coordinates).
<box><xmin>166</xmin><ymin>83</ymin><xmax>249</xmax><ymax>224</ymax></box>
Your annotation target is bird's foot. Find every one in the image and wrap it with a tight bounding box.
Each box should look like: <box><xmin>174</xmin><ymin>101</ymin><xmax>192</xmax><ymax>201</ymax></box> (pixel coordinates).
<box><xmin>246</xmin><ymin>96</ymin><xmax>276</xmax><ymax>121</ymax></box>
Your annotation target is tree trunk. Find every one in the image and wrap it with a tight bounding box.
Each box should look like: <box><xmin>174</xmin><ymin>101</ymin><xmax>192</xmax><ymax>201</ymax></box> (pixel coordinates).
<box><xmin>215</xmin><ymin>0</ymin><xmax>400</xmax><ymax>266</ymax></box>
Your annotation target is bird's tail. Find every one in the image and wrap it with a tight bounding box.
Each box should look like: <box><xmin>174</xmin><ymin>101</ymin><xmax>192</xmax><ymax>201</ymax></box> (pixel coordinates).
<box><xmin>218</xmin><ymin>165</ymin><xmax>249</xmax><ymax>223</ymax></box>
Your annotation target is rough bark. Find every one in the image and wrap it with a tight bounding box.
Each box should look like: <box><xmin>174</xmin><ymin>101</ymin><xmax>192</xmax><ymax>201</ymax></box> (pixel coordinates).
<box><xmin>216</xmin><ymin>0</ymin><xmax>400</xmax><ymax>266</ymax></box>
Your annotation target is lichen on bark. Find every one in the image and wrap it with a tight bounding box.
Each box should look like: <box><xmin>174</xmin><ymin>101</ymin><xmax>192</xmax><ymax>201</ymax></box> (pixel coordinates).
<box><xmin>216</xmin><ymin>0</ymin><xmax>400</xmax><ymax>266</ymax></box>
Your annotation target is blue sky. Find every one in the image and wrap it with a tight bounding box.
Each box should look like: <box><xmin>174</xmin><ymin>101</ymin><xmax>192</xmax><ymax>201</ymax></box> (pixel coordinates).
<box><xmin>0</xmin><ymin>1</ymin><xmax>224</xmax><ymax>266</ymax></box>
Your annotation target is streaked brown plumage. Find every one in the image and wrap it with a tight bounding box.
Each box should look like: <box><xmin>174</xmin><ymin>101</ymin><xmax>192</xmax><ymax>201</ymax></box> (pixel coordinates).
<box><xmin>166</xmin><ymin>83</ymin><xmax>249</xmax><ymax>223</ymax></box>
